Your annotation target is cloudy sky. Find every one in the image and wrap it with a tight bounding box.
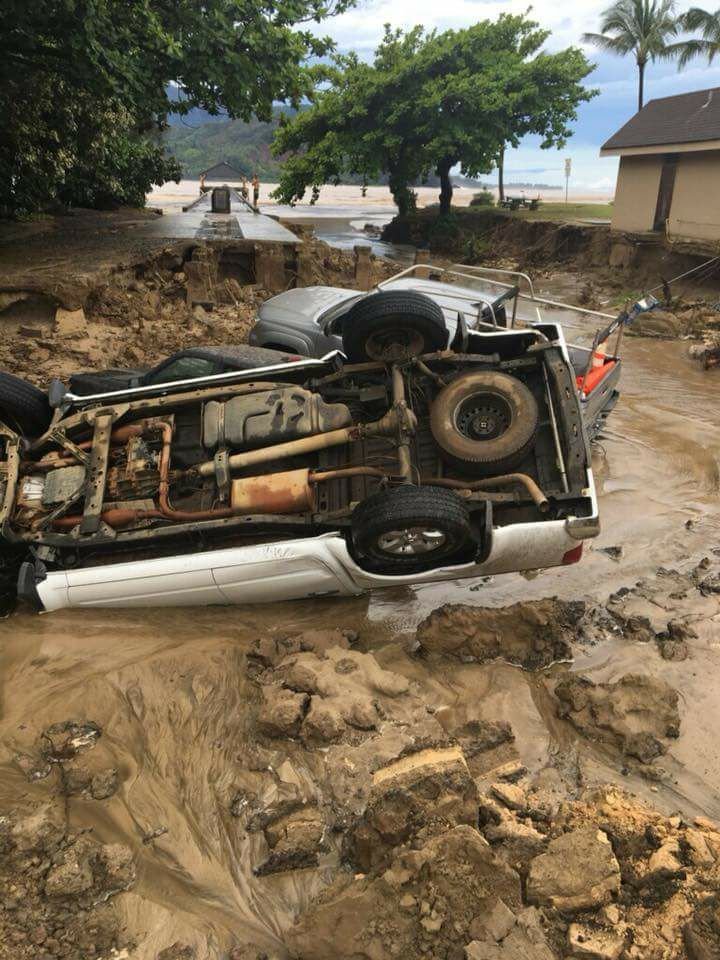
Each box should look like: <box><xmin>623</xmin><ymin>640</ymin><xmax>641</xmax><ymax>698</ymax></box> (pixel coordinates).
<box><xmin>312</xmin><ymin>0</ymin><xmax>720</xmax><ymax>192</ymax></box>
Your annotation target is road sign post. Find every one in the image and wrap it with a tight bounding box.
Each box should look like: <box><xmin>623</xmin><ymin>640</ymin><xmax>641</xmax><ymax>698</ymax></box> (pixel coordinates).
<box><xmin>564</xmin><ymin>158</ymin><xmax>572</xmax><ymax>205</ymax></box>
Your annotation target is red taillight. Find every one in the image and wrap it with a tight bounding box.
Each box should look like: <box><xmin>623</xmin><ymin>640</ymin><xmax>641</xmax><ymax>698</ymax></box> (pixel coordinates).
<box><xmin>562</xmin><ymin>543</ymin><xmax>584</xmax><ymax>565</ymax></box>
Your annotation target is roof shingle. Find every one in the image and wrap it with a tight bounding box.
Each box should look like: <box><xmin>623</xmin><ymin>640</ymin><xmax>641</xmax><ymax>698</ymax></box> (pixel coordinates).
<box><xmin>601</xmin><ymin>87</ymin><xmax>720</xmax><ymax>151</ymax></box>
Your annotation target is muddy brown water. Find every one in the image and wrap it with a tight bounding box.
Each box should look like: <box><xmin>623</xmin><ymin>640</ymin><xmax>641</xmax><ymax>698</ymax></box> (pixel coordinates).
<box><xmin>3</xmin><ymin>299</ymin><xmax>720</xmax><ymax>956</ymax></box>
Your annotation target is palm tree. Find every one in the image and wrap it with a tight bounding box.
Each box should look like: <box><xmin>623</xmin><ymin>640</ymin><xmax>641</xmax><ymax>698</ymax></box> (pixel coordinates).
<box><xmin>583</xmin><ymin>0</ymin><xmax>680</xmax><ymax>111</ymax></box>
<box><xmin>670</xmin><ymin>8</ymin><xmax>720</xmax><ymax>66</ymax></box>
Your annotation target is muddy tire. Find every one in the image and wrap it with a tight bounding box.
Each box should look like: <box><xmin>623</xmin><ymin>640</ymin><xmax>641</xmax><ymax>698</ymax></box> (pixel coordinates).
<box><xmin>341</xmin><ymin>291</ymin><xmax>448</xmax><ymax>363</ymax></box>
<box><xmin>430</xmin><ymin>370</ymin><xmax>538</xmax><ymax>475</ymax></box>
<box><xmin>0</xmin><ymin>372</ymin><xmax>51</xmax><ymax>438</ymax></box>
<box><xmin>350</xmin><ymin>485</ymin><xmax>475</xmax><ymax>574</ymax></box>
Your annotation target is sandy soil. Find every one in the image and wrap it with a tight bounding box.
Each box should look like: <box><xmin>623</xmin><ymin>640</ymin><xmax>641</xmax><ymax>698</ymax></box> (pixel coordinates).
<box><xmin>1</xmin><ymin>220</ymin><xmax>720</xmax><ymax>959</ymax></box>
<box><xmin>147</xmin><ymin>181</ymin><xmax>613</xmax><ymax>216</ymax></box>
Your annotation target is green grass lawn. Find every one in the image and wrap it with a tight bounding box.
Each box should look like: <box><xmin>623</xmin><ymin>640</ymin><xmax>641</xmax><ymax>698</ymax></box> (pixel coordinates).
<box><xmin>501</xmin><ymin>201</ymin><xmax>613</xmax><ymax>221</ymax></box>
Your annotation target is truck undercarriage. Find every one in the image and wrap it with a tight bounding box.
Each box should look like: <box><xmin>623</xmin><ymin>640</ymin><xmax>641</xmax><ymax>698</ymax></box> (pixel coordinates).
<box><xmin>0</xmin><ymin>328</ymin><xmax>595</xmax><ymax>595</ymax></box>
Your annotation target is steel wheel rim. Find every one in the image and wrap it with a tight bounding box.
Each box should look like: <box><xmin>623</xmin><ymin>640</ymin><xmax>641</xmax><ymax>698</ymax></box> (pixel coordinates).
<box><xmin>377</xmin><ymin>526</ymin><xmax>447</xmax><ymax>556</ymax></box>
<box><xmin>454</xmin><ymin>391</ymin><xmax>512</xmax><ymax>442</ymax></box>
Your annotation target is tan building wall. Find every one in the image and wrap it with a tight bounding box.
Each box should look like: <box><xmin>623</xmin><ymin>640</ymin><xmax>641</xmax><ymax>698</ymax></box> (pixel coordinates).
<box><xmin>667</xmin><ymin>151</ymin><xmax>720</xmax><ymax>241</ymax></box>
<box><xmin>611</xmin><ymin>155</ymin><xmax>663</xmax><ymax>232</ymax></box>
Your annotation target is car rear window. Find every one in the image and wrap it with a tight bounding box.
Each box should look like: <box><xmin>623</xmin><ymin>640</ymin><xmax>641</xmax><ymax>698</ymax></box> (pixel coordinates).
<box><xmin>144</xmin><ymin>356</ymin><xmax>217</xmax><ymax>385</ymax></box>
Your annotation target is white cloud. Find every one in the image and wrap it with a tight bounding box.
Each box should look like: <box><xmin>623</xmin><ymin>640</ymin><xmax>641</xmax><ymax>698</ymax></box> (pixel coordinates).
<box><xmin>307</xmin><ymin>0</ymin><xmax>720</xmax><ymax>189</ymax></box>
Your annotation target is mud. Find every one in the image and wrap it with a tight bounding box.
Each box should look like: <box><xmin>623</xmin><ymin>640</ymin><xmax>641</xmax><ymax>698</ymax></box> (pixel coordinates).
<box><xmin>2</xmin><ymin>227</ymin><xmax>720</xmax><ymax>957</ymax></box>
<box><xmin>0</xmin><ymin>228</ymin><xmax>397</xmax><ymax>387</ymax></box>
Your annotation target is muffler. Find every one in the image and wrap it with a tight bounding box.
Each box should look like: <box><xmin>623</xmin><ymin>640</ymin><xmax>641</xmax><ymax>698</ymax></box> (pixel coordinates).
<box><xmin>230</xmin><ymin>468</ymin><xmax>316</xmax><ymax>514</ymax></box>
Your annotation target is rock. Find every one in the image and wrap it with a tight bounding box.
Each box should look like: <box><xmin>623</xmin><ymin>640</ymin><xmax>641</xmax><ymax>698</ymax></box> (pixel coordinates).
<box><xmin>668</xmin><ymin>619</ymin><xmax>698</xmax><ymax>643</ymax></box>
<box><xmin>61</xmin><ymin>764</ymin><xmax>92</xmax><ymax>795</ymax></box>
<box><xmin>490</xmin><ymin>760</ymin><xmax>527</xmax><ymax>783</ymax></box>
<box><xmin>554</xmin><ymin>673</ymin><xmax>680</xmax><ymax>761</ymax></box>
<box><xmin>483</xmin><ymin>898</ymin><xmax>517</xmax><ymax>941</ymax></box>
<box><xmin>40</xmin><ymin>719</ymin><xmax>102</xmax><ymax>761</ymax></box>
<box><xmin>351</xmin><ymin>747</ymin><xmax>478</xmax><ymax>872</ymax></box>
<box><xmin>624</xmin><ymin>731</ymin><xmax>666</xmax><ymax>764</ymax></box>
<box><xmin>490</xmin><ymin>782</ymin><xmax>527</xmax><ymax>812</ymax></box>
<box><xmin>90</xmin><ymin>767</ymin><xmax>119</xmax><ymax>799</ymax></box>
<box><xmin>685</xmin><ymin>894</ymin><xmax>720</xmax><ymax>960</ymax></box>
<box><xmin>256</xmin><ymin>686</ymin><xmax>308</xmax><ymax>738</ymax></box>
<box><xmin>255</xmin><ymin>806</ymin><xmax>324</xmax><ymax>875</ymax></box>
<box><xmin>45</xmin><ymin>851</ymin><xmax>94</xmax><ymax>898</ymax></box>
<box><xmin>54</xmin><ymin>307</ymin><xmax>88</xmax><ymax>338</ymax></box>
<box><xmin>341</xmin><ymin>697</ymin><xmax>378</xmax><ymax>730</ymax></box>
<box><xmin>10</xmin><ymin>803</ymin><xmax>66</xmax><ymax>857</ymax></box>
<box><xmin>301</xmin><ymin>699</ymin><xmax>345</xmax><ymax>743</ymax></box>
<box><xmin>415</xmin><ymin>599</ymin><xmax>580</xmax><ymax>668</ymax></box>
<box><xmin>660</xmin><ymin>639</ymin><xmax>689</xmax><ymax>661</ymax></box>
<box><xmin>483</xmin><ymin>818</ymin><xmax>547</xmax><ymax>860</ymax></box>
<box><xmin>685</xmin><ymin>828</ymin><xmax>716</xmax><ymax>867</ymax></box>
<box><xmin>95</xmin><ymin>843</ymin><xmax>136</xmax><ymax>891</ymax></box>
<box><xmin>526</xmin><ymin>826</ymin><xmax>621</xmax><ymax>913</ymax></box>
<box><xmin>157</xmin><ymin>944</ymin><xmax>196</xmax><ymax>960</ymax></box>
<box><xmin>458</xmin><ymin>719</ymin><xmax>515</xmax><ymax>758</ymax></box>
<box><xmin>568</xmin><ymin>923</ymin><xmax>626</xmax><ymax>959</ymax></box>
<box><xmin>465</xmin><ymin>907</ymin><xmax>556</xmax><ymax>959</ymax></box>
<box><xmin>646</xmin><ymin>839</ymin><xmax>683</xmax><ymax>878</ymax></box>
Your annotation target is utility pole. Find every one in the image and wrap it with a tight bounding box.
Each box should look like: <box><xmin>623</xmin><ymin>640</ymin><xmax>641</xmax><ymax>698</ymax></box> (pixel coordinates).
<box><xmin>564</xmin><ymin>157</ymin><xmax>571</xmax><ymax>205</ymax></box>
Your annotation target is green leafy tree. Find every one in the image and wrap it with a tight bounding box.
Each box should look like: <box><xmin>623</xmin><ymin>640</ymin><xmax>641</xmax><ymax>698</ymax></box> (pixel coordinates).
<box><xmin>582</xmin><ymin>0</ymin><xmax>680</xmax><ymax>110</ymax></box>
<box><xmin>1</xmin><ymin>0</ymin><xmax>352</xmax><ymax>217</ymax></box>
<box><xmin>273</xmin><ymin>16</ymin><xmax>595</xmax><ymax>217</ymax></box>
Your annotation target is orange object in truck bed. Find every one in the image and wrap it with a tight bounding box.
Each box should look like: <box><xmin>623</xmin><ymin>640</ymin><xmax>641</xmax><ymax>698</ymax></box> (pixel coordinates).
<box><xmin>577</xmin><ymin>360</ymin><xmax>616</xmax><ymax>395</ymax></box>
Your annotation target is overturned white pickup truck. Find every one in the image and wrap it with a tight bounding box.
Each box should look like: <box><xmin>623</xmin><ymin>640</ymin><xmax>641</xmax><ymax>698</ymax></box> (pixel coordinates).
<box><xmin>0</xmin><ymin>283</ymin><xmax>607</xmax><ymax>612</ymax></box>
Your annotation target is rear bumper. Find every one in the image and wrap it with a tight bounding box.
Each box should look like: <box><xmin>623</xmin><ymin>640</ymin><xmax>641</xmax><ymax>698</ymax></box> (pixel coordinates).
<box><xmin>28</xmin><ymin>506</ymin><xmax>599</xmax><ymax>612</ymax></box>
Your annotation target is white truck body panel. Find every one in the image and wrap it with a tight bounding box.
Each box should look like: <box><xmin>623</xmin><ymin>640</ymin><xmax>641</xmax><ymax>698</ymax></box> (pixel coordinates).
<box><xmin>35</xmin><ymin>502</ymin><xmax>594</xmax><ymax>611</ymax></box>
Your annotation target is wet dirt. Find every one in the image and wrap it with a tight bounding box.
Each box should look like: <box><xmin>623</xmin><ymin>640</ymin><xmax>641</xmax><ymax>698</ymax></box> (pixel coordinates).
<box><xmin>2</xmin><ymin>264</ymin><xmax>720</xmax><ymax>958</ymax></box>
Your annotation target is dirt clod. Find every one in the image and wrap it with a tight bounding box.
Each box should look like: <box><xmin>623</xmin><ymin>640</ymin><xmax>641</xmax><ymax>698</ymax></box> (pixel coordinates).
<box><xmin>526</xmin><ymin>826</ymin><xmax>621</xmax><ymax>912</ymax></box>
<box><xmin>554</xmin><ymin>673</ymin><xmax>680</xmax><ymax>763</ymax></box>
<box><xmin>415</xmin><ymin>599</ymin><xmax>580</xmax><ymax>667</ymax></box>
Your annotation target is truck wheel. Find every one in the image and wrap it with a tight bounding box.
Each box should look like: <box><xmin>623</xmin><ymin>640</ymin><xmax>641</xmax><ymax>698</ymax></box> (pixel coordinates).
<box><xmin>430</xmin><ymin>370</ymin><xmax>538</xmax><ymax>475</ymax></box>
<box><xmin>342</xmin><ymin>291</ymin><xmax>448</xmax><ymax>363</ymax></box>
<box><xmin>0</xmin><ymin>372</ymin><xmax>51</xmax><ymax>437</ymax></box>
<box><xmin>350</xmin><ymin>485</ymin><xmax>475</xmax><ymax>574</ymax></box>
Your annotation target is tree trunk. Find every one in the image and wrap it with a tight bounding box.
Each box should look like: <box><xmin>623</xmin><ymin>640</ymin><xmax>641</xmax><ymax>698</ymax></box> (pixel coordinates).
<box><xmin>388</xmin><ymin>171</ymin><xmax>416</xmax><ymax>218</ymax></box>
<box><xmin>437</xmin><ymin>159</ymin><xmax>453</xmax><ymax>215</ymax></box>
<box><xmin>638</xmin><ymin>60</ymin><xmax>645</xmax><ymax>111</ymax></box>
<box><xmin>497</xmin><ymin>146</ymin><xmax>505</xmax><ymax>203</ymax></box>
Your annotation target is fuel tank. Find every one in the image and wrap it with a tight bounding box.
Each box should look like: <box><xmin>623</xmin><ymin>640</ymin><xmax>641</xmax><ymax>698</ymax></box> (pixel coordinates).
<box><xmin>203</xmin><ymin>387</ymin><xmax>351</xmax><ymax>450</ymax></box>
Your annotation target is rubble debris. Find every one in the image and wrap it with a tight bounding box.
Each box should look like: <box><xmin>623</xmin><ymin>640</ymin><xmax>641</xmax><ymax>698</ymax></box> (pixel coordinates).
<box><xmin>254</xmin><ymin>806</ymin><xmax>325</xmax><ymax>875</ymax></box>
<box><xmin>40</xmin><ymin>719</ymin><xmax>102</xmax><ymax>762</ymax></box>
<box><xmin>351</xmin><ymin>746</ymin><xmax>478</xmax><ymax>872</ymax></box>
<box><xmin>415</xmin><ymin>599</ymin><xmax>582</xmax><ymax>668</ymax></box>
<box><xmin>286</xmin><ymin>825</ymin><xmax>523</xmax><ymax>960</ymax></box>
<box><xmin>464</xmin><ymin>907</ymin><xmax>556</xmax><ymax>959</ymax></box>
<box><xmin>526</xmin><ymin>826</ymin><xmax>621</xmax><ymax>912</ymax></box>
<box><xmin>554</xmin><ymin>673</ymin><xmax>680</xmax><ymax>763</ymax></box>
<box><xmin>0</xmin><ymin>802</ymin><xmax>134</xmax><ymax>959</ymax></box>
<box><xmin>567</xmin><ymin>922</ymin><xmax>626</xmax><ymax>959</ymax></box>
<box><xmin>256</xmin><ymin>686</ymin><xmax>309</xmax><ymax>739</ymax></box>
<box><xmin>685</xmin><ymin>894</ymin><xmax>720</xmax><ymax>960</ymax></box>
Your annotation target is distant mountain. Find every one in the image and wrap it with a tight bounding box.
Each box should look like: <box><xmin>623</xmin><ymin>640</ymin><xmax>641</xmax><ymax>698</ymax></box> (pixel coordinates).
<box><xmin>163</xmin><ymin>110</ymin><xmax>485</xmax><ymax>186</ymax></box>
<box><xmin>163</xmin><ymin>109</ymin><xmax>292</xmax><ymax>180</ymax></box>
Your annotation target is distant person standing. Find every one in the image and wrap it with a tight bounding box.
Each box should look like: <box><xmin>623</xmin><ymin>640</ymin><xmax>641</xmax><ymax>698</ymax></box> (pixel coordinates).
<box><xmin>241</xmin><ymin>177</ymin><xmax>249</xmax><ymax>202</ymax></box>
<box><xmin>199</xmin><ymin>172</ymin><xmax>207</xmax><ymax>194</ymax></box>
<box><xmin>252</xmin><ymin>173</ymin><xmax>260</xmax><ymax>210</ymax></box>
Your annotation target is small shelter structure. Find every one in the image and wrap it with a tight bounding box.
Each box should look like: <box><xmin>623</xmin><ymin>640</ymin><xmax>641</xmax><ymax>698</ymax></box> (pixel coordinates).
<box><xmin>601</xmin><ymin>88</ymin><xmax>720</xmax><ymax>243</ymax></box>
